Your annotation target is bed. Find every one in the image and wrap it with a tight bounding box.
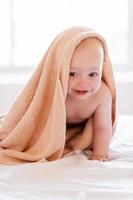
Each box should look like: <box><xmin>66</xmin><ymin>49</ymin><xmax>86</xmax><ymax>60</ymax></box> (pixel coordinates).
<box><xmin>0</xmin><ymin>115</ymin><xmax>133</xmax><ymax>200</ymax></box>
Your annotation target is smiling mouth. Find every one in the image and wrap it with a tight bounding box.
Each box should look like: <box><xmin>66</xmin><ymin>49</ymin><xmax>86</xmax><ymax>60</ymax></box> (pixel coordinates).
<box><xmin>75</xmin><ymin>90</ymin><xmax>89</xmax><ymax>94</ymax></box>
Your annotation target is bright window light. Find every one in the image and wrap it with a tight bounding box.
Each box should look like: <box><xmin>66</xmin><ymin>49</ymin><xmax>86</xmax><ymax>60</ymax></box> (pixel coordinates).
<box><xmin>0</xmin><ymin>0</ymin><xmax>129</xmax><ymax>69</ymax></box>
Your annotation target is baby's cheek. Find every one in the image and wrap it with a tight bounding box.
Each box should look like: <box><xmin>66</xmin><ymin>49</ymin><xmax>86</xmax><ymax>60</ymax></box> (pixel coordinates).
<box><xmin>94</xmin><ymin>80</ymin><xmax>101</xmax><ymax>91</ymax></box>
<box><xmin>68</xmin><ymin>79</ymin><xmax>75</xmax><ymax>88</ymax></box>
<box><xmin>97</xmin><ymin>79</ymin><xmax>102</xmax><ymax>86</ymax></box>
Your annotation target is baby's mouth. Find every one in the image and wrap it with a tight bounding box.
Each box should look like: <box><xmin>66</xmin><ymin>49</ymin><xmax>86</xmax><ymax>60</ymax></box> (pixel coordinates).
<box><xmin>74</xmin><ymin>90</ymin><xmax>89</xmax><ymax>94</ymax></box>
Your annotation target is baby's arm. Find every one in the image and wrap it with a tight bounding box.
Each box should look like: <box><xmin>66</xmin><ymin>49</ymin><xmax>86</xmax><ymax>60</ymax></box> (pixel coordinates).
<box><xmin>90</xmin><ymin>85</ymin><xmax>112</xmax><ymax>161</ymax></box>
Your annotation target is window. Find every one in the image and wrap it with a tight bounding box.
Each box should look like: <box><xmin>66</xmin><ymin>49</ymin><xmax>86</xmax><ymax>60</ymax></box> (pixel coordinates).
<box><xmin>0</xmin><ymin>0</ymin><xmax>131</xmax><ymax>71</ymax></box>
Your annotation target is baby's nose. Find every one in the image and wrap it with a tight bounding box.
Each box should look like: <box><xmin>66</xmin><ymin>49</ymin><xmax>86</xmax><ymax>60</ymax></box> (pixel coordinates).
<box><xmin>77</xmin><ymin>77</ymin><xmax>90</xmax><ymax>88</ymax></box>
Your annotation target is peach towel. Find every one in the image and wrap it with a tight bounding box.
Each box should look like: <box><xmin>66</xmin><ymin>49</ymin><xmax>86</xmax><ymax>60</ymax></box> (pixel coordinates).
<box><xmin>0</xmin><ymin>27</ymin><xmax>116</xmax><ymax>164</ymax></box>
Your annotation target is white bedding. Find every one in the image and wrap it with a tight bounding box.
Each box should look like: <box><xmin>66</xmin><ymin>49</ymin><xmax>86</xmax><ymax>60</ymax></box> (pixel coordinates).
<box><xmin>0</xmin><ymin>115</ymin><xmax>133</xmax><ymax>200</ymax></box>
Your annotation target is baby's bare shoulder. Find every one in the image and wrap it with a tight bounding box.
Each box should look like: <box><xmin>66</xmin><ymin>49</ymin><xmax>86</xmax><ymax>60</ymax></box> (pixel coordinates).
<box><xmin>91</xmin><ymin>81</ymin><xmax>111</xmax><ymax>108</ymax></box>
<box><xmin>98</xmin><ymin>81</ymin><xmax>112</xmax><ymax>101</ymax></box>
<box><xmin>97</xmin><ymin>81</ymin><xmax>112</xmax><ymax>109</ymax></box>
<box><xmin>86</xmin><ymin>81</ymin><xmax>111</xmax><ymax>114</ymax></box>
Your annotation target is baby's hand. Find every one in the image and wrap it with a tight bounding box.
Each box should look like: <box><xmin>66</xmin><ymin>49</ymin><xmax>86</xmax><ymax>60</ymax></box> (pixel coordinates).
<box><xmin>89</xmin><ymin>154</ymin><xmax>108</xmax><ymax>162</ymax></box>
<box><xmin>63</xmin><ymin>148</ymin><xmax>72</xmax><ymax>155</ymax></box>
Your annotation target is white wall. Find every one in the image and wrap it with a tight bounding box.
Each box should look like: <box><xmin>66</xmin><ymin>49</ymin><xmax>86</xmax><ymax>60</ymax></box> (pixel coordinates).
<box><xmin>116</xmin><ymin>81</ymin><xmax>133</xmax><ymax>114</ymax></box>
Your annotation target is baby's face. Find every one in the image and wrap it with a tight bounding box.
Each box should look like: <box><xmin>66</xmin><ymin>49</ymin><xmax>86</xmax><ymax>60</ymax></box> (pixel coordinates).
<box><xmin>67</xmin><ymin>38</ymin><xmax>104</xmax><ymax>100</ymax></box>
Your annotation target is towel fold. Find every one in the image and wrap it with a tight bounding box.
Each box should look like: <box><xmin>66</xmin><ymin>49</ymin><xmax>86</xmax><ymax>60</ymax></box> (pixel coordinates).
<box><xmin>0</xmin><ymin>26</ymin><xmax>117</xmax><ymax>164</ymax></box>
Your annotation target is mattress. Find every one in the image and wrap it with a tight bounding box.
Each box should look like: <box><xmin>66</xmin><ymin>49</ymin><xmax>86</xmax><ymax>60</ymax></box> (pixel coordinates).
<box><xmin>0</xmin><ymin>115</ymin><xmax>133</xmax><ymax>200</ymax></box>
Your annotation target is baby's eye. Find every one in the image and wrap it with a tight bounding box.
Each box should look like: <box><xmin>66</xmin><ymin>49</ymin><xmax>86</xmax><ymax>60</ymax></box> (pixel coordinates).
<box><xmin>69</xmin><ymin>72</ymin><xmax>78</xmax><ymax>77</ymax></box>
<box><xmin>89</xmin><ymin>72</ymin><xmax>98</xmax><ymax>77</ymax></box>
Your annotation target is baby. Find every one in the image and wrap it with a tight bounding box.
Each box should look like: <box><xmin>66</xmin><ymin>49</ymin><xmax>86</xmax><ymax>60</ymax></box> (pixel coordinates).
<box><xmin>65</xmin><ymin>37</ymin><xmax>112</xmax><ymax>161</ymax></box>
<box><xmin>0</xmin><ymin>26</ymin><xmax>116</xmax><ymax>165</ymax></box>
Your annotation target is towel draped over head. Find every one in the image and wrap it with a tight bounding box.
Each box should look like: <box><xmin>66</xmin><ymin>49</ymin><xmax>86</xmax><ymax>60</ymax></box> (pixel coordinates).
<box><xmin>0</xmin><ymin>26</ymin><xmax>117</xmax><ymax>165</ymax></box>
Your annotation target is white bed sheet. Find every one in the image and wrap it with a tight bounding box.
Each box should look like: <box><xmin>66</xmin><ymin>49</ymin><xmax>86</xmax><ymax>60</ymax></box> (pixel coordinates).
<box><xmin>0</xmin><ymin>115</ymin><xmax>133</xmax><ymax>200</ymax></box>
